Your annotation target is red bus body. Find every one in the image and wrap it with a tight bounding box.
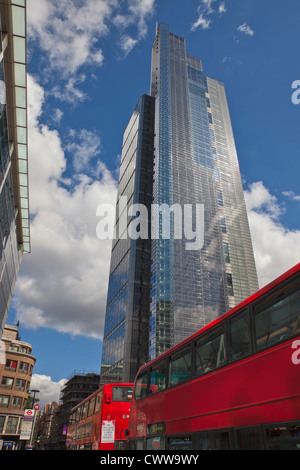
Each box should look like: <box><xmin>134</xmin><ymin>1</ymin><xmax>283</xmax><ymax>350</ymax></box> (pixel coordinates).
<box><xmin>66</xmin><ymin>383</ymin><xmax>133</xmax><ymax>450</ymax></box>
<box><xmin>128</xmin><ymin>264</ymin><xmax>300</xmax><ymax>450</ymax></box>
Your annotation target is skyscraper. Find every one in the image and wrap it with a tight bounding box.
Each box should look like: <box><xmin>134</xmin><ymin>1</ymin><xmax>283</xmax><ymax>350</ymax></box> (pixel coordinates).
<box><xmin>0</xmin><ymin>1</ymin><xmax>30</xmax><ymax>337</ymax></box>
<box><xmin>100</xmin><ymin>94</ymin><xmax>155</xmax><ymax>383</ymax></box>
<box><xmin>100</xmin><ymin>24</ymin><xmax>258</xmax><ymax>383</ymax></box>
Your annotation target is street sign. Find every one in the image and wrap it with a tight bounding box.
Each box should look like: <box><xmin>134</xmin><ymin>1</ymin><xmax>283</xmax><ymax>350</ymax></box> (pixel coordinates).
<box><xmin>24</xmin><ymin>409</ymin><xmax>35</xmax><ymax>420</ymax></box>
<box><xmin>20</xmin><ymin>421</ymin><xmax>33</xmax><ymax>440</ymax></box>
<box><xmin>34</xmin><ymin>404</ymin><xmax>40</xmax><ymax>411</ymax></box>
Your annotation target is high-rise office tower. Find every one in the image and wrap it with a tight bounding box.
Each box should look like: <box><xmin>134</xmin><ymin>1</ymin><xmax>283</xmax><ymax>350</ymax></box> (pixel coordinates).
<box><xmin>100</xmin><ymin>24</ymin><xmax>258</xmax><ymax>383</ymax></box>
<box><xmin>100</xmin><ymin>95</ymin><xmax>155</xmax><ymax>383</ymax></box>
<box><xmin>0</xmin><ymin>1</ymin><xmax>30</xmax><ymax>338</ymax></box>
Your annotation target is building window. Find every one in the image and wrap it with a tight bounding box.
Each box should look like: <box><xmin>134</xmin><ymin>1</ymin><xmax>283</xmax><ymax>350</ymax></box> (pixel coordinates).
<box><xmin>1</xmin><ymin>377</ymin><xmax>14</xmax><ymax>388</ymax></box>
<box><xmin>0</xmin><ymin>395</ymin><xmax>10</xmax><ymax>407</ymax></box>
<box><xmin>226</xmin><ymin>273</ymin><xmax>234</xmax><ymax>296</ymax></box>
<box><xmin>219</xmin><ymin>215</ymin><xmax>227</xmax><ymax>233</ymax></box>
<box><xmin>223</xmin><ymin>243</ymin><xmax>230</xmax><ymax>263</ymax></box>
<box><xmin>15</xmin><ymin>378</ymin><xmax>26</xmax><ymax>390</ymax></box>
<box><xmin>18</xmin><ymin>361</ymin><xmax>29</xmax><ymax>373</ymax></box>
<box><xmin>12</xmin><ymin>396</ymin><xmax>22</xmax><ymax>408</ymax></box>
<box><xmin>6</xmin><ymin>416</ymin><xmax>18</xmax><ymax>433</ymax></box>
<box><xmin>5</xmin><ymin>359</ymin><xmax>17</xmax><ymax>370</ymax></box>
<box><xmin>0</xmin><ymin>416</ymin><xmax>5</xmax><ymax>432</ymax></box>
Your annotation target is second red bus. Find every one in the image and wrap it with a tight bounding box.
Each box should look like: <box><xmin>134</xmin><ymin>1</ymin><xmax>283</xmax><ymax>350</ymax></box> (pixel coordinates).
<box><xmin>66</xmin><ymin>383</ymin><xmax>133</xmax><ymax>450</ymax></box>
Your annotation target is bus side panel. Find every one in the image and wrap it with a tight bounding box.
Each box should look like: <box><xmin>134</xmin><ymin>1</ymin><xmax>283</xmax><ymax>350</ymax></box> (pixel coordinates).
<box><xmin>92</xmin><ymin>411</ymin><xmax>102</xmax><ymax>450</ymax></box>
<box><xmin>130</xmin><ymin>338</ymin><xmax>300</xmax><ymax>437</ymax></box>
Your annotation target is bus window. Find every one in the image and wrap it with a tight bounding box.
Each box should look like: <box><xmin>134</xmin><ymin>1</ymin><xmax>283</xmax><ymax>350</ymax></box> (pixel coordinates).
<box><xmin>254</xmin><ymin>281</ymin><xmax>300</xmax><ymax>350</ymax></box>
<box><xmin>130</xmin><ymin>439</ymin><xmax>144</xmax><ymax>450</ymax></box>
<box><xmin>82</xmin><ymin>402</ymin><xmax>88</xmax><ymax>419</ymax></box>
<box><xmin>150</xmin><ymin>361</ymin><xmax>167</xmax><ymax>393</ymax></box>
<box><xmin>112</xmin><ymin>386</ymin><xmax>133</xmax><ymax>402</ymax></box>
<box><xmin>76</xmin><ymin>406</ymin><xmax>82</xmax><ymax>422</ymax></box>
<box><xmin>195</xmin><ymin>326</ymin><xmax>226</xmax><ymax>376</ymax></box>
<box><xmin>214</xmin><ymin>431</ymin><xmax>230</xmax><ymax>450</ymax></box>
<box><xmin>197</xmin><ymin>433</ymin><xmax>211</xmax><ymax>450</ymax></box>
<box><xmin>265</xmin><ymin>423</ymin><xmax>300</xmax><ymax>450</ymax></box>
<box><xmin>236</xmin><ymin>427</ymin><xmax>263</xmax><ymax>450</ymax></box>
<box><xmin>134</xmin><ymin>371</ymin><xmax>148</xmax><ymax>400</ymax></box>
<box><xmin>167</xmin><ymin>435</ymin><xmax>192</xmax><ymax>450</ymax></box>
<box><xmin>88</xmin><ymin>396</ymin><xmax>96</xmax><ymax>417</ymax></box>
<box><xmin>169</xmin><ymin>346</ymin><xmax>192</xmax><ymax>387</ymax></box>
<box><xmin>147</xmin><ymin>436</ymin><xmax>165</xmax><ymax>450</ymax></box>
<box><xmin>229</xmin><ymin>310</ymin><xmax>250</xmax><ymax>362</ymax></box>
<box><xmin>95</xmin><ymin>391</ymin><xmax>103</xmax><ymax>413</ymax></box>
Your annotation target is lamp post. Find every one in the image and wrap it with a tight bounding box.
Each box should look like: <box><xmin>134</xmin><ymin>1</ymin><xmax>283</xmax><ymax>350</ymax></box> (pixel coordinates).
<box><xmin>30</xmin><ymin>388</ymin><xmax>40</xmax><ymax>408</ymax></box>
<box><xmin>29</xmin><ymin>389</ymin><xmax>40</xmax><ymax>447</ymax></box>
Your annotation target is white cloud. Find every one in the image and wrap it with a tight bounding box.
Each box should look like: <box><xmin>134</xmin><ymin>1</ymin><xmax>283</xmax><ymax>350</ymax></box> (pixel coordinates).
<box><xmin>191</xmin><ymin>14</ymin><xmax>212</xmax><ymax>31</ymax></box>
<box><xmin>120</xmin><ymin>35</ymin><xmax>139</xmax><ymax>56</ymax></box>
<box><xmin>27</xmin><ymin>0</ymin><xmax>112</xmax><ymax>77</ymax></box>
<box><xmin>245</xmin><ymin>181</ymin><xmax>300</xmax><ymax>288</ymax></box>
<box><xmin>13</xmin><ymin>75</ymin><xmax>118</xmax><ymax>339</ymax></box>
<box><xmin>51</xmin><ymin>75</ymin><xmax>88</xmax><ymax>104</ymax></box>
<box><xmin>117</xmin><ymin>0</ymin><xmax>156</xmax><ymax>57</ymax></box>
<box><xmin>283</xmin><ymin>191</ymin><xmax>300</xmax><ymax>202</ymax></box>
<box><xmin>191</xmin><ymin>0</ymin><xmax>226</xmax><ymax>31</ymax></box>
<box><xmin>218</xmin><ymin>2</ymin><xmax>227</xmax><ymax>14</ymax></box>
<box><xmin>237</xmin><ymin>22</ymin><xmax>255</xmax><ymax>36</ymax></box>
<box><xmin>65</xmin><ymin>129</ymin><xmax>101</xmax><ymax>173</ymax></box>
<box><xmin>27</xmin><ymin>0</ymin><xmax>157</xmax><ymax>99</ymax></box>
<box><xmin>30</xmin><ymin>374</ymin><xmax>66</xmax><ymax>409</ymax></box>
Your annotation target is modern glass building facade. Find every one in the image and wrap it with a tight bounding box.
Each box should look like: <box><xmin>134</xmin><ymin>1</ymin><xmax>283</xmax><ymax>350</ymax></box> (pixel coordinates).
<box><xmin>100</xmin><ymin>24</ymin><xmax>258</xmax><ymax>382</ymax></box>
<box><xmin>101</xmin><ymin>95</ymin><xmax>155</xmax><ymax>383</ymax></box>
<box><xmin>0</xmin><ymin>1</ymin><xmax>30</xmax><ymax>338</ymax></box>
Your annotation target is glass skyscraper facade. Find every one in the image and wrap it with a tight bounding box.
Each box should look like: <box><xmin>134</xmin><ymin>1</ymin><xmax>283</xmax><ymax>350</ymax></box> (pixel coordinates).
<box><xmin>100</xmin><ymin>24</ymin><xmax>258</xmax><ymax>383</ymax></box>
<box><xmin>101</xmin><ymin>95</ymin><xmax>155</xmax><ymax>383</ymax></box>
<box><xmin>0</xmin><ymin>1</ymin><xmax>30</xmax><ymax>338</ymax></box>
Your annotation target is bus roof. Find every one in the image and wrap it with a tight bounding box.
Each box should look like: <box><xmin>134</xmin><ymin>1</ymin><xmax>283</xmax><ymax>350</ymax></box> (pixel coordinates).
<box><xmin>137</xmin><ymin>262</ymin><xmax>300</xmax><ymax>375</ymax></box>
<box><xmin>69</xmin><ymin>383</ymin><xmax>134</xmax><ymax>413</ymax></box>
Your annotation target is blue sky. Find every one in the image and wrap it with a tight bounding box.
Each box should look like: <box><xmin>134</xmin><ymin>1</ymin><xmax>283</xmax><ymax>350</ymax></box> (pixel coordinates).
<box><xmin>6</xmin><ymin>0</ymin><xmax>300</xmax><ymax>407</ymax></box>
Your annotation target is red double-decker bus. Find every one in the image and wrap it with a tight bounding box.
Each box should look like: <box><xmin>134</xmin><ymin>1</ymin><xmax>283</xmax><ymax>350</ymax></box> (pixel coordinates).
<box><xmin>127</xmin><ymin>264</ymin><xmax>300</xmax><ymax>450</ymax></box>
<box><xmin>66</xmin><ymin>383</ymin><xmax>133</xmax><ymax>450</ymax></box>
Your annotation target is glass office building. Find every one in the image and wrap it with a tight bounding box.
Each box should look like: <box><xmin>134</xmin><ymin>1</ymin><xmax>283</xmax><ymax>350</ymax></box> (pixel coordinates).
<box><xmin>0</xmin><ymin>1</ymin><xmax>30</xmax><ymax>338</ymax></box>
<box><xmin>101</xmin><ymin>24</ymin><xmax>258</xmax><ymax>382</ymax></box>
<box><xmin>101</xmin><ymin>95</ymin><xmax>155</xmax><ymax>383</ymax></box>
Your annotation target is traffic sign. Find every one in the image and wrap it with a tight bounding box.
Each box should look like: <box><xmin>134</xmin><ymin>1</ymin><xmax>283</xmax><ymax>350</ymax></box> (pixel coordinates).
<box><xmin>24</xmin><ymin>409</ymin><xmax>35</xmax><ymax>420</ymax></box>
<box><xmin>34</xmin><ymin>404</ymin><xmax>40</xmax><ymax>411</ymax></box>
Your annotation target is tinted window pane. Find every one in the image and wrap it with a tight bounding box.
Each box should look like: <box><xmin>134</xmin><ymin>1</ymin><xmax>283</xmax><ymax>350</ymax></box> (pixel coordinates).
<box><xmin>255</xmin><ymin>281</ymin><xmax>300</xmax><ymax>350</ymax></box>
<box><xmin>112</xmin><ymin>386</ymin><xmax>133</xmax><ymax>402</ymax></box>
<box><xmin>236</xmin><ymin>427</ymin><xmax>263</xmax><ymax>450</ymax></box>
<box><xmin>147</xmin><ymin>436</ymin><xmax>165</xmax><ymax>450</ymax></box>
<box><xmin>197</xmin><ymin>433</ymin><xmax>211</xmax><ymax>450</ymax></box>
<box><xmin>195</xmin><ymin>327</ymin><xmax>226</xmax><ymax>376</ymax></box>
<box><xmin>150</xmin><ymin>361</ymin><xmax>167</xmax><ymax>393</ymax></box>
<box><xmin>134</xmin><ymin>371</ymin><xmax>148</xmax><ymax>400</ymax></box>
<box><xmin>265</xmin><ymin>424</ymin><xmax>300</xmax><ymax>450</ymax></box>
<box><xmin>215</xmin><ymin>431</ymin><xmax>230</xmax><ymax>450</ymax></box>
<box><xmin>168</xmin><ymin>435</ymin><xmax>193</xmax><ymax>450</ymax></box>
<box><xmin>229</xmin><ymin>310</ymin><xmax>250</xmax><ymax>362</ymax></box>
<box><xmin>169</xmin><ymin>347</ymin><xmax>192</xmax><ymax>387</ymax></box>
